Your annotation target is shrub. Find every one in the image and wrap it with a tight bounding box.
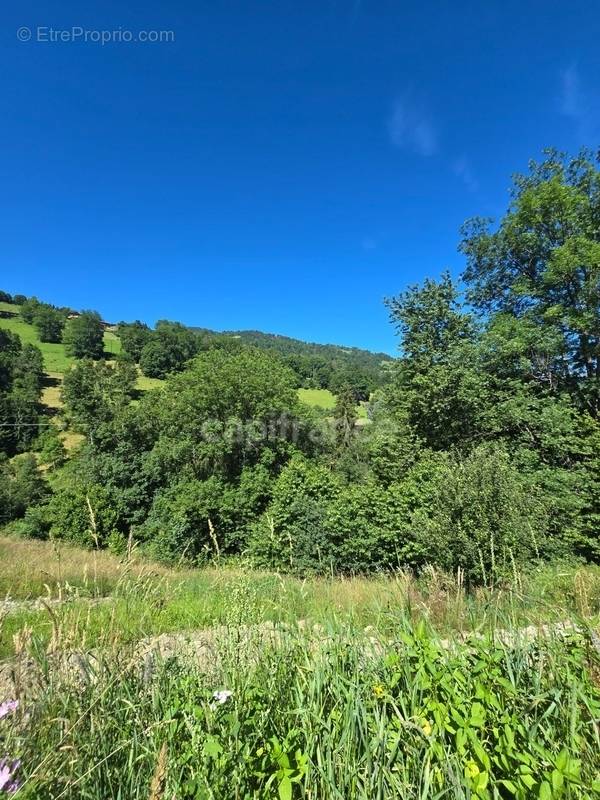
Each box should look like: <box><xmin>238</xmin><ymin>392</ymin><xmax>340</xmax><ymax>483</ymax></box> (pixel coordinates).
<box><xmin>409</xmin><ymin>443</ymin><xmax>551</xmax><ymax>584</ymax></box>
<box><xmin>47</xmin><ymin>484</ymin><xmax>119</xmax><ymax>548</ymax></box>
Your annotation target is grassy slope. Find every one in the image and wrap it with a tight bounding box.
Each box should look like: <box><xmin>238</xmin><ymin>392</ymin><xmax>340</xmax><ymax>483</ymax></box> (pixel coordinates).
<box><xmin>297</xmin><ymin>387</ymin><xmax>336</xmax><ymax>409</ymax></box>
<box><xmin>0</xmin><ymin>302</ymin><xmax>121</xmax><ymax>374</ymax></box>
<box><xmin>297</xmin><ymin>386</ymin><xmax>368</xmax><ymax>419</ymax></box>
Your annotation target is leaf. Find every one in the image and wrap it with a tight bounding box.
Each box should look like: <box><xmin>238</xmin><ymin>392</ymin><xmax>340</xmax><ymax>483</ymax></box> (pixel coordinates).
<box><xmin>538</xmin><ymin>780</ymin><xmax>552</xmax><ymax>800</ymax></box>
<box><xmin>278</xmin><ymin>775</ymin><xmax>293</xmax><ymax>800</ymax></box>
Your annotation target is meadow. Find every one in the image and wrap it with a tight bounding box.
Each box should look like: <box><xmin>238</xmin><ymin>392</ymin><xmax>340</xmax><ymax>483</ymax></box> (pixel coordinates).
<box><xmin>1</xmin><ymin>537</ymin><xmax>599</xmax><ymax>797</ymax></box>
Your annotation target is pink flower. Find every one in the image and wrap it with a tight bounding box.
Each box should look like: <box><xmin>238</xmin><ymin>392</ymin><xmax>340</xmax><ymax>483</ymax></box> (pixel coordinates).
<box><xmin>0</xmin><ymin>758</ymin><xmax>20</xmax><ymax>793</ymax></box>
<box><xmin>0</xmin><ymin>702</ymin><xmax>18</xmax><ymax>722</ymax></box>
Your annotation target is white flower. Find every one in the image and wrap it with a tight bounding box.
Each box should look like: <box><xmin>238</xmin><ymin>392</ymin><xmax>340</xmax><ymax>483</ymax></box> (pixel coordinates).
<box><xmin>210</xmin><ymin>690</ymin><xmax>233</xmax><ymax>709</ymax></box>
<box><xmin>0</xmin><ymin>700</ymin><xmax>18</xmax><ymax>721</ymax></box>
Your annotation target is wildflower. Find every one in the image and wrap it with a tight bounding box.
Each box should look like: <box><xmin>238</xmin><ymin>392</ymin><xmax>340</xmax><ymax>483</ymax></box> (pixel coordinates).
<box><xmin>210</xmin><ymin>690</ymin><xmax>233</xmax><ymax>709</ymax></box>
<box><xmin>419</xmin><ymin>718</ymin><xmax>433</xmax><ymax>737</ymax></box>
<box><xmin>0</xmin><ymin>758</ymin><xmax>21</xmax><ymax>794</ymax></box>
<box><xmin>372</xmin><ymin>683</ymin><xmax>385</xmax><ymax>699</ymax></box>
<box><xmin>0</xmin><ymin>702</ymin><xmax>18</xmax><ymax>721</ymax></box>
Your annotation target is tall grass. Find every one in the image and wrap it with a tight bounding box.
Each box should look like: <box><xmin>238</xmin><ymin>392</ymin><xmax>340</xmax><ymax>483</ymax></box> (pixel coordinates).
<box><xmin>2</xmin><ymin>606</ymin><xmax>599</xmax><ymax>798</ymax></box>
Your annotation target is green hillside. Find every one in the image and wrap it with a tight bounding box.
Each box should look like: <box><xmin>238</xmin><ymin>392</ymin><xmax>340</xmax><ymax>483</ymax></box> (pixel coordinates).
<box><xmin>0</xmin><ymin>301</ymin><xmax>120</xmax><ymax>375</ymax></box>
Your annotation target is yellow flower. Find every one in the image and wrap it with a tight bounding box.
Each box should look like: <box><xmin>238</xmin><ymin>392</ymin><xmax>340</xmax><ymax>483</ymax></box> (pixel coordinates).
<box><xmin>420</xmin><ymin>718</ymin><xmax>433</xmax><ymax>737</ymax></box>
<box><xmin>372</xmin><ymin>683</ymin><xmax>385</xmax><ymax>699</ymax></box>
<box><xmin>465</xmin><ymin>760</ymin><xmax>480</xmax><ymax>780</ymax></box>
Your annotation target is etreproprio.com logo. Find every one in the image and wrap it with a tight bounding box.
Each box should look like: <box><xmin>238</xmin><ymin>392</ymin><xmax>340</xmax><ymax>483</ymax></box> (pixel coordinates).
<box><xmin>17</xmin><ymin>26</ymin><xmax>175</xmax><ymax>44</ymax></box>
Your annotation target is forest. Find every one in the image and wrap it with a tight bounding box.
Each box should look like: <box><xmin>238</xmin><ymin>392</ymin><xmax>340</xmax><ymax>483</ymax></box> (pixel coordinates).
<box><xmin>1</xmin><ymin>149</ymin><xmax>599</xmax><ymax>585</ymax></box>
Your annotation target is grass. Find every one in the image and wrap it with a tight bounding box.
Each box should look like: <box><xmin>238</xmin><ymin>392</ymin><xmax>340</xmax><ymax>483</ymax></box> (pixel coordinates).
<box><xmin>1</xmin><ymin>553</ymin><xmax>599</xmax><ymax>797</ymax></box>
<box><xmin>136</xmin><ymin>373</ymin><xmax>165</xmax><ymax>392</ymax></box>
<box><xmin>298</xmin><ymin>387</ymin><xmax>369</xmax><ymax>421</ymax></box>
<box><xmin>1</xmin><ymin>536</ymin><xmax>599</xmax><ymax>658</ymax></box>
<box><xmin>298</xmin><ymin>387</ymin><xmax>336</xmax><ymax>409</ymax></box>
<box><xmin>0</xmin><ymin>304</ymin><xmax>122</xmax><ymax>375</ymax></box>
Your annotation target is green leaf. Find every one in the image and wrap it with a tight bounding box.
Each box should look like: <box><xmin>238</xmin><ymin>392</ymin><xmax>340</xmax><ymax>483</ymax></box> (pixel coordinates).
<box><xmin>538</xmin><ymin>780</ymin><xmax>551</xmax><ymax>800</ymax></box>
<box><xmin>278</xmin><ymin>775</ymin><xmax>293</xmax><ymax>800</ymax></box>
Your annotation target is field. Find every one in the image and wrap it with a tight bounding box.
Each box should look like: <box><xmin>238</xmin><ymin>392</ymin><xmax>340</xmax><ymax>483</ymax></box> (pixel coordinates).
<box><xmin>297</xmin><ymin>387</ymin><xmax>368</xmax><ymax>418</ymax></box>
<box><xmin>297</xmin><ymin>387</ymin><xmax>336</xmax><ymax>409</ymax></box>
<box><xmin>0</xmin><ymin>537</ymin><xmax>599</xmax><ymax>797</ymax></box>
<box><xmin>0</xmin><ymin>303</ymin><xmax>121</xmax><ymax>375</ymax></box>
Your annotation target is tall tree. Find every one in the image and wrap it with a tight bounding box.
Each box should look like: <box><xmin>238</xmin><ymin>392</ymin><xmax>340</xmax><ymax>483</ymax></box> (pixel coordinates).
<box><xmin>63</xmin><ymin>311</ymin><xmax>105</xmax><ymax>360</ymax></box>
<box><xmin>461</xmin><ymin>149</ymin><xmax>600</xmax><ymax>416</ymax></box>
<box><xmin>34</xmin><ymin>305</ymin><xmax>66</xmax><ymax>343</ymax></box>
<box><xmin>385</xmin><ymin>273</ymin><xmax>485</xmax><ymax>449</ymax></box>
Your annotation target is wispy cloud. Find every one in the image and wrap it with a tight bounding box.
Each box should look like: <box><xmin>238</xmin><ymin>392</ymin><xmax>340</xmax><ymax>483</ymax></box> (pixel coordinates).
<box><xmin>559</xmin><ymin>64</ymin><xmax>597</xmax><ymax>143</ymax></box>
<box><xmin>388</xmin><ymin>94</ymin><xmax>438</xmax><ymax>157</ymax></box>
<box><xmin>451</xmin><ymin>156</ymin><xmax>478</xmax><ymax>192</ymax></box>
<box><xmin>361</xmin><ymin>237</ymin><xmax>377</xmax><ymax>251</ymax></box>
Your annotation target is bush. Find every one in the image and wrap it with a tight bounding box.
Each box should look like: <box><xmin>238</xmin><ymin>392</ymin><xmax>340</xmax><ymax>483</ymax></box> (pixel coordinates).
<box><xmin>47</xmin><ymin>484</ymin><xmax>119</xmax><ymax>548</ymax></box>
<box><xmin>13</xmin><ymin>503</ymin><xmax>51</xmax><ymax>539</ymax></box>
<box><xmin>249</xmin><ymin>457</ymin><xmax>340</xmax><ymax>572</ymax></box>
<box><xmin>409</xmin><ymin>443</ymin><xmax>551</xmax><ymax>584</ymax></box>
<box><xmin>0</xmin><ymin>454</ymin><xmax>49</xmax><ymax>524</ymax></box>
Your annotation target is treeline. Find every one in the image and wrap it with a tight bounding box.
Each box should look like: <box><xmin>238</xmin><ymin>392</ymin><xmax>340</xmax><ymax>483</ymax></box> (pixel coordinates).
<box><xmin>1</xmin><ymin>149</ymin><xmax>599</xmax><ymax>584</ymax></box>
<box><xmin>119</xmin><ymin>322</ymin><xmax>390</xmax><ymax>398</ymax></box>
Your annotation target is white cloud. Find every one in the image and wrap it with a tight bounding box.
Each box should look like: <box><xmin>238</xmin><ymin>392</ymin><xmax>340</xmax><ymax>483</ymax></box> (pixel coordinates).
<box><xmin>452</xmin><ymin>156</ymin><xmax>478</xmax><ymax>192</ymax></box>
<box><xmin>388</xmin><ymin>95</ymin><xmax>438</xmax><ymax>157</ymax></box>
<box><xmin>559</xmin><ymin>64</ymin><xmax>597</xmax><ymax>143</ymax></box>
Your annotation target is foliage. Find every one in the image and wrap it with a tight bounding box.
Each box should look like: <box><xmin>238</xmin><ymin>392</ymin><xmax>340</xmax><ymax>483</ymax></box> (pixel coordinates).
<box><xmin>117</xmin><ymin>320</ymin><xmax>152</xmax><ymax>361</ymax></box>
<box><xmin>62</xmin><ymin>311</ymin><xmax>105</xmax><ymax>359</ymax></box>
<box><xmin>0</xmin><ymin>329</ymin><xmax>44</xmax><ymax>455</ymax></box>
<box><xmin>61</xmin><ymin>358</ymin><xmax>137</xmax><ymax>435</ymax></box>
<box><xmin>32</xmin><ymin>305</ymin><xmax>66</xmax><ymax>343</ymax></box>
<box><xmin>0</xmin><ymin>453</ymin><xmax>48</xmax><ymax>524</ymax></box>
<box><xmin>139</xmin><ymin>320</ymin><xmax>200</xmax><ymax>378</ymax></box>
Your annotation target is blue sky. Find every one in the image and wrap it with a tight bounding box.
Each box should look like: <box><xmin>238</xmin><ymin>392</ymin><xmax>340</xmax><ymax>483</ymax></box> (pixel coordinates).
<box><xmin>2</xmin><ymin>1</ymin><xmax>599</xmax><ymax>353</ymax></box>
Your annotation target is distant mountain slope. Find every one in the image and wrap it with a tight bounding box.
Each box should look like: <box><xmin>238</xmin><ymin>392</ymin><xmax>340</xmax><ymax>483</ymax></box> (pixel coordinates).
<box><xmin>190</xmin><ymin>326</ymin><xmax>393</xmax><ymax>397</ymax></box>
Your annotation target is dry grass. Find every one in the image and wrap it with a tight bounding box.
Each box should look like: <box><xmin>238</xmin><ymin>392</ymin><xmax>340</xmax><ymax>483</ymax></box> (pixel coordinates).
<box><xmin>0</xmin><ymin>536</ymin><xmax>174</xmax><ymax>599</ymax></box>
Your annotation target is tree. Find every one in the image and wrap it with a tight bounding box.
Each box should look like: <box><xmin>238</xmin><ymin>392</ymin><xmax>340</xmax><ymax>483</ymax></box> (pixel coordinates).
<box><xmin>461</xmin><ymin>149</ymin><xmax>600</xmax><ymax>417</ymax></box>
<box><xmin>0</xmin><ymin>453</ymin><xmax>49</xmax><ymax>523</ymax></box>
<box><xmin>385</xmin><ymin>274</ymin><xmax>486</xmax><ymax>449</ymax></box>
<box><xmin>20</xmin><ymin>296</ymin><xmax>42</xmax><ymax>323</ymax></box>
<box><xmin>139</xmin><ymin>321</ymin><xmax>200</xmax><ymax>378</ymax></box>
<box><xmin>0</xmin><ymin>290</ymin><xmax>12</xmax><ymax>303</ymax></box>
<box><xmin>63</xmin><ymin>311</ymin><xmax>105</xmax><ymax>359</ymax></box>
<box><xmin>62</xmin><ymin>359</ymin><xmax>137</xmax><ymax>435</ymax></box>
<box><xmin>0</xmin><ymin>330</ymin><xmax>44</xmax><ymax>455</ymax></box>
<box><xmin>333</xmin><ymin>384</ymin><xmax>357</xmax><ymax>450</ymax></box>
<box><xmin>117</xmin><ymin>320</ymin><xmax>152</xmax><ymax>362</ymax></box>
<box><xmin>34</xmin><ymin>305</ymin><xmax>65</xmax><ymax>343</ymax></box>
<box><xmin>38</xmin><ymin>427</ymin><xmax>67</xmax><ymax>470</ymax></box>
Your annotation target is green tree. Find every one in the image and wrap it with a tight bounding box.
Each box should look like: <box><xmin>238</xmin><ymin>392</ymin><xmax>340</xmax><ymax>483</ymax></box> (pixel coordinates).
<box><xmin>139</xmin><ymin>321</ymin><xmax>200</xmax><ymax>378</ymax></box>
<box><xmin>385</xmin><ymin>273</ymin><xmax>486</xmax><ymax>449</ymax></box>
<box><xmin>117</xmin><ymin>320</ymin><xmax>152</xmax><ymax>362</ymax></box>
<box><xmin>20</xmin><ymin>296</ymin><xmax>42</xmax><ymax>324</ymax></box>
<box><xmin>62</xmin><ymin>359</ymin><xmax>137</xmax><ymax>436</ymax></box>
<box><xmin>38</xmin><ymin>427</ymin><xmax>67</xmax><ymax>470</ymax></box>
<box><xmin>333</xmin><ymin>384</ymin><xmax>358</xmax><ymax>450</ymax></box>
<box><xmin>0</xmin><ymin>453</ymin><xmax>49</xmax><ymax>523</ymax></box>
<box><xmin>63</xmin><ymin>311</ymin><xmax>105</xmax><ymax>359</ymax></box>
<box><xmin>0</xmin><ymin>330</ymin><xmax>44</xmax><ymax>455</ymax></box>
<box><xmin>34</xmin><ymin>305</ymin><xmax>66</xmax><ymax>343</ymax></box>
<box><xmin>461</xmin><ymin>149</ymin><xmax>600</xmax><ymax>417</ymax></box>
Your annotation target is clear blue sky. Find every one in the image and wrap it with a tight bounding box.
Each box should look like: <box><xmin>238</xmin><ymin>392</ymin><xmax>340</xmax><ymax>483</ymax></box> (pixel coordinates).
<box><xmin>2</xmin><ymin>1</ymin><xmax>599</xmax><ymax>353</ymax></box>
